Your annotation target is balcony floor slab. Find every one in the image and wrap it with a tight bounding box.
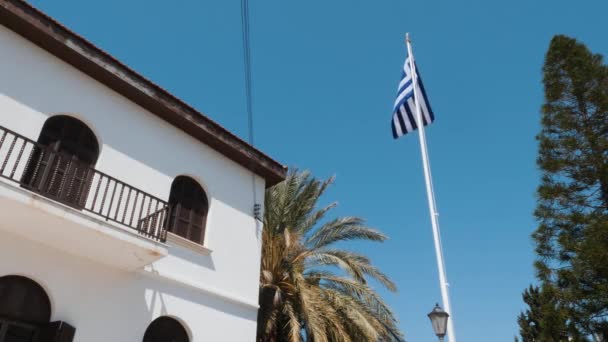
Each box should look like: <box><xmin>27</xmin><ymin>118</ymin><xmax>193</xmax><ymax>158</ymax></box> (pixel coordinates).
<box><xmin>0</xmin><ymin>179</ymin><xmax>168</xmax><ymax>270</ymax></box>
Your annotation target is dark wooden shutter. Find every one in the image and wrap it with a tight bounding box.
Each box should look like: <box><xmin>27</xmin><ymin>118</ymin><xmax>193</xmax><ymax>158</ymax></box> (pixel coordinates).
<box><xmin>168</xmin><ymin>176</ymin><xmax>208</xmax><ymax>244</ymax></box>
<box><xmin>39</xmin><ymin>321</ymin><xmax>75</xmax><ymax>342</ymax></box>
<box><xmin>0</xmin><ymin>276</ymin><xmax>51</xmax><ymax>324</ymax></box>
<box><xmin>0</xmin><ymin>320</ymin><xmax>39</xmax><ymax>342</ymax></box>
<box><xmin>21</xmin><ymin>116</ymin><xmax>99</xmax><ymax>209</ymax></box>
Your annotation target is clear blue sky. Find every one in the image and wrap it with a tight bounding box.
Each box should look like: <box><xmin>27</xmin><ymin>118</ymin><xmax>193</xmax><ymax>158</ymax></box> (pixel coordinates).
<box><xmin>28</xmin><ymin>0</ymin><xmax>608</xmax><ymax>341</ymax></box>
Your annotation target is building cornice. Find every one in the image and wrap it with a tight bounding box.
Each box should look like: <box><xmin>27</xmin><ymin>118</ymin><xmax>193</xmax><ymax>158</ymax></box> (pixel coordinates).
<box><xmin>139</xmin><ymin>267</ymin><xmax>260</xmax><ymax>311</ymax></box>
<box><xmin>0</xmin><ymin>0</ymin><xmax>286</xmax><ymax>187</ymax></box>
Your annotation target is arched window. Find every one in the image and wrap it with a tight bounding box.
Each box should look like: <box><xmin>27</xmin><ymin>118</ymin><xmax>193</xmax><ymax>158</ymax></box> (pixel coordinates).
<box><xmin>143</xmin><ymin>317</ymin><xmax>189</xmax><ymax>342</ymax></box>
<box><xmin>0</xmin><ymin>276</ymin><xmax>75</xmax><ymax>342</ymax></box>
<box><xmin>37</xmin><ymin>115</ymin><xmax>99</xmax><ymax>164</ymax></box>
<box><xmin>0</xmin><ymin>275</ymin><xmax>51</xmax><ymax>324</ymax></box>
<box><xmin>167</xmin><ymin>176</ymin><xmax>208</xmax><ymax>244</ymax></box>
<box><xmin>22</xmin><ymin>115</ymin><xmax>99</xmax><ymax>209</ymax></box>
<box><xmin>0</xmin><ymin>275</ymin><xmax>50</xmax><ymax>342</ymax></box>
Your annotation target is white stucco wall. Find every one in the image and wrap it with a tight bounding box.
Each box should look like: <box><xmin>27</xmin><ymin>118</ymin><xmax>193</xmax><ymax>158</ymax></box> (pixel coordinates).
<box><xmin>0</xmin><ymin>24</ymin><xmax>267</xmax><ymax>341</ymax></box>
<box><xmin>0</xmin><ymin>232</ymin><xmax>259</xmax><ymax>341</ymax></box>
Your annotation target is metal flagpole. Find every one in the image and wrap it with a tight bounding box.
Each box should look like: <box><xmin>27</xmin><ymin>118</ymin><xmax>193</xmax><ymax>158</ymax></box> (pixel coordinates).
<box><xmin>405</xmin><ymin>33</ymin><xmax>456</xmax><ymax>342</ymax></box>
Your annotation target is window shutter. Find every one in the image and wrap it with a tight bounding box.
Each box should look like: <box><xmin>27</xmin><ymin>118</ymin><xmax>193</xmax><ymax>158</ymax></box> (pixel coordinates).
<box><xmin>22</xmin><ymin>116</ymin><xmax>100</xmax><ymax>209</ymax></box>
<box><xmin>167</xmin><ymin>176</ymin><xmax>208</xmax><ymax>244</ymax></box>
<box><xmin>39</xmin><ymin>321</ymin><xmax>75</xmax><ymax>342</ymax></box>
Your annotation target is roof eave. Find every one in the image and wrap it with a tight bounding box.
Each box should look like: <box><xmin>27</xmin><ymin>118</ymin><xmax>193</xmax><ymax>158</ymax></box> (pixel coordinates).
<box><xmin>0</xmin><ymin>0</ymin><xmax>287</xmax><ymax>187</ymax></box>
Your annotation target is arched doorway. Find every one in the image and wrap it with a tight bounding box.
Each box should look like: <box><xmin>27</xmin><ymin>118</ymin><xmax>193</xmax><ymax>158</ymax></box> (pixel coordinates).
<box><xmin>0</xmin><ymin>275</ymin><xmax>49</xmax><ymax>342</ymax></box>
<box><xmin>21</xmin><ymin>115</ymin><xmax>99</xmax><ymax>209</ymax></box>
<box><xmin>0</xmin><ymin>276</ymin><xmax>74</xmax><ymax>342</ymax></box>
<box><xmin>143</xmin><ymin>316</ymin><xmax>189</xmax><ymax>342</ymax></box>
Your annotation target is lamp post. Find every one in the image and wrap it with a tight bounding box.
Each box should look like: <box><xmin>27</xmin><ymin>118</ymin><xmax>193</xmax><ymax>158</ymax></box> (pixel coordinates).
<box><xmin>428</xmin><ymin>303</ymin><xmax>449</xmax><ymax>342</ymax></box>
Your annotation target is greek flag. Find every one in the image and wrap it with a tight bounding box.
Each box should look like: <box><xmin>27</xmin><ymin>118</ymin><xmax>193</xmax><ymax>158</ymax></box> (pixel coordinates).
<box><xmin>391</xmin><ymin>57</ymin><xmax>435</xmax><ymax>139</ymax></box>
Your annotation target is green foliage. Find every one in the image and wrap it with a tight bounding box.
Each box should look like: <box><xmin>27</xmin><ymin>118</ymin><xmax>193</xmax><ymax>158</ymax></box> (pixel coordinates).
<box><xmin>257</xmin><ymin>170</ymin><xmax>403</xmax><ymax>342</ymax></box>
<box><xmin>529</xmin><ymin>34</ymin><xmax>608</xmax><ymax>338</ymax></box>
<box><xmin>518</xmin><ymin>285</ymin><xmax>589</xmax><ymax>341</ymax></box>
<box><xmin>518</xmin><ymin>286</ymin><xmax>544</xmax><ymax>341</ymax></box>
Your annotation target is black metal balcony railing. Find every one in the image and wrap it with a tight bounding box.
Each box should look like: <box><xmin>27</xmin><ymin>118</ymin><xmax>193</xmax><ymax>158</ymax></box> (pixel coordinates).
<box><xmin>0</xmin><ymin>125</ymin><xmax>168</xmax><ymax>242</ymax></box>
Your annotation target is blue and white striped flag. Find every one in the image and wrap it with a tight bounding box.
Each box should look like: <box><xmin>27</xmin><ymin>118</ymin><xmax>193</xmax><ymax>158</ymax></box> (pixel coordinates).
<box><xmin>391</xmin><ymin>56</ymin><xmax>435</xmax><ymax>139</ymax></box>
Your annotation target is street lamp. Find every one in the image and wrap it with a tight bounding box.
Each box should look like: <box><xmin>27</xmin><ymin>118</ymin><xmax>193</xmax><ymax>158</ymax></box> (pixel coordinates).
<box><xmin>428</xmin><ymin>303</ymin><xmax>449</xmax><ymax>341</ymax></box>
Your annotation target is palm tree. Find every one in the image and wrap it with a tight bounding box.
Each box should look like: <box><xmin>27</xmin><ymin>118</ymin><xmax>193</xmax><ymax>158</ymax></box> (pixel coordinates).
<box><xmin>257</xmin><ymin>170</ymin><xmax>403</xmax><ymax>342</ymax></box>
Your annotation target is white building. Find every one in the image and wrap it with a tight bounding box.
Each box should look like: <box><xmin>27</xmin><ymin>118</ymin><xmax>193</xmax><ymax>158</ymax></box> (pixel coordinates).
<box><xmin>0</xmin><ymin>1</ymin><xmax>286</xmax><ymax>341</ymax></box>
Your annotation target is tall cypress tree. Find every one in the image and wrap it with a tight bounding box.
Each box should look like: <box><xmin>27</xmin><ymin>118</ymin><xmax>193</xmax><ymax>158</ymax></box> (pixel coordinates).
<box><xmin>532</xmin><ymin>34</ymin><xmax>608</xmax><ymax>337</ymax></box>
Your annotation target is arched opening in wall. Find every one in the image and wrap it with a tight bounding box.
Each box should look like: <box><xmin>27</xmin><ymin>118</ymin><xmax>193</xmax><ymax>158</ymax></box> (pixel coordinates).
<box><xmin>167</xmin><ymin>176</ymin><xmax>208</xmax><ymax>244</ymax></box>
<box><xmin>21</xmin><ymin>115</ymin><xmax>99</xmax><ymax>209</ymax></box>
<box><xmin>0</xmin><ymin>275</ymin><xmax>49</xmax><ymax>342</ymax></box>
<box><xmin>143</xmin><ymin>316</ymin><xmax>189</xmax><ymax>342</ymax></box>
<box><xmin>0</xmin><ymin>275</ymin><xmax>75</xmax><ymax>342</ymax></box>
<box><xmin>0</xmin><ymin>275</ymin><xmax>51</xmax><ymax>325</ymax></box>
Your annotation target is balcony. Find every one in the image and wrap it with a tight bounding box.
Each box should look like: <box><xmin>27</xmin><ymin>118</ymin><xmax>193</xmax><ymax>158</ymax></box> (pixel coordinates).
<box><xmin>0</xmin><ymin>125</ymin><xmax>169</xmax><ymax>270</ymax></box>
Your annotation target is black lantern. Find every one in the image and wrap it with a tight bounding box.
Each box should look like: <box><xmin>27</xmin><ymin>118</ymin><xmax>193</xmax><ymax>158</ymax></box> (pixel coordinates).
<box><xmin>428</xmin><ymin>303</ymin><xmax>449</xmax><ymax>341</ymax></box>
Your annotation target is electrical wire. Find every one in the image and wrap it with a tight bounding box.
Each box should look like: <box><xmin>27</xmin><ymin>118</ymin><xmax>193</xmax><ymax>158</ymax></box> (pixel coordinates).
<box><xmin>240</xmin><ymin>0</ymin><xmax>254</xmax><ymax>146</ymax></box>
<box><xmin>240</xmin><ymin>0</ymin><xmax>261</xmax><ymax>220</ymax></box>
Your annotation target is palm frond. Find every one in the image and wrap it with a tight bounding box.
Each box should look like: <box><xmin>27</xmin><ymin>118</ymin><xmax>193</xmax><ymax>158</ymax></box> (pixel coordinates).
<box><xmin>257</xmin><ymin>170</ymin><xmax>403</xmax><ymax>342</ymax></box>
<box><xmin>306</xmin><ymin>217</ymin><xmax>387</xmax><ymax>249</ymax></box>
<box><xmin>306</xmin><ymin>249</ymin><xmax>397</xmax><ymax>291</ymax></box>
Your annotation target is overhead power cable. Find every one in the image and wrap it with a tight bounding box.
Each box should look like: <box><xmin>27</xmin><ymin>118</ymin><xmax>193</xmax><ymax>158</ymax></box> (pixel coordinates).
<box><xmin>240</xmin><ymin>0</ymin><xmax>262</xmax><ymax>220</ymax></box>
<box><xmin>240</xmin><ymin>0</ymin><xmax>254</xmax><ymax>146</ymax></box>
